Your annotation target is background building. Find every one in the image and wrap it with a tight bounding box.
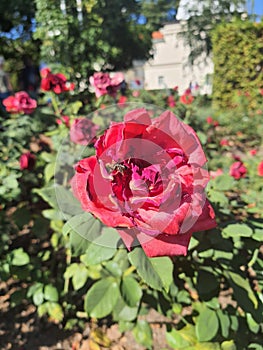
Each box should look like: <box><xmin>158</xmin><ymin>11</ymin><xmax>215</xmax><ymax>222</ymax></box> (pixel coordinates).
<box><xmin>142</xmin><ymin>22</ymin><xmax>213</xmax><ymax>95</ymax></box>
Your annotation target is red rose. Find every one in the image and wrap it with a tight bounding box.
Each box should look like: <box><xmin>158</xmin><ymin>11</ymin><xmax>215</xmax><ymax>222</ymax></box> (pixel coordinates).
<box><xmin>118</xmin><ymin>95</ymin><xmax>128</xmax><ymax>106</ymax></box>
<box><xmin>3</xmin><ymin>91</ymin><xmax>37</xmax><ymax>114</ymax></box>
<box><xmin>71</xmin><ymin>109</ymin><xmax>216</xmax><ymax>257</ymax></box>
<box><xmin>70</xmin><ymin>118</ymin><xmax>99</xmax><ymax>145</ymax></box>
<box><xmin>180</xmin><ymin>89</ymin><xmax>194</xmax><ymax>105</ymax></box>
<box><xmin>41</xmin><ymin>72</ymin><xmax>74</xmax><ymax>94</ymax></box>
<box><xmin>220</xmin><ymin>138</ymin><xmax>229</xmax><ymax>146</ymax></box>
<box><xmin>19</xmin><ymin>152</ymin><xmax>36</xmax><ymax>170</ymax></box>
<box><xmin>206</xmin><ymin>116</ymin><xmax>213</xmax><ymax>124</ymax></box>
<box><xmin>249</xmin><ymin>149</ymin><xmax>257</xmax><ymax>156</ymax></box>
<box><xmin>40</xmin><ymin>67</ymin><xmax>51</xmax><ymax>78</ymax></box>
<box><xmin>257</xmin><ymin>161</ymin><xmax>263</xmax><ymax>176</ymax></box>
<box><xmin>229</xmin><ymin>161</ymin><xmax>247</xmax><ymax>179</ymax></box>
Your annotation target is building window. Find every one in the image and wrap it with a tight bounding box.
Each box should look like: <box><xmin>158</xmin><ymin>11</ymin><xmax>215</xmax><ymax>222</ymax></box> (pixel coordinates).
<box><xmin>158</xmin><ymin>76</ymin><xmax>164</xmax><ymax>86</ymax></box>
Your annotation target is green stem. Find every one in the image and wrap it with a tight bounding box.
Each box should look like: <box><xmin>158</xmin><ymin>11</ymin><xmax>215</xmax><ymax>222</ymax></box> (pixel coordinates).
<box><xmin>63</xmin><ymin>248</ymin><xmax>72</xmax><ymax>294</ymax></box>
<box><xmin>49</xmin><ymin>92</ymin><xmax>61</xmax><ymax>118</ymax></box>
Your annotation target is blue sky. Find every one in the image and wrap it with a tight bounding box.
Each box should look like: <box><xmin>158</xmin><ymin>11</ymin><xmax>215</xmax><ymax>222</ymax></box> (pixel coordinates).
<box><xmin>248</xmin><ymin>0</ymin><xmax>263</xmax><ymax>15</ymax></box>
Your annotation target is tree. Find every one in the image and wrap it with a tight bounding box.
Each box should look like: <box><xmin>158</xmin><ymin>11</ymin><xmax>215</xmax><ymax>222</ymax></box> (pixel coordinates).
<box><xmin>34</xmin><ymin>0</ymin><xmax>179</xmax><ymax>88</ymax></box>
<box><xmin>177</xmin><ymin>0</ymin><xmax>247</xmax><ymax>64</ymax></box>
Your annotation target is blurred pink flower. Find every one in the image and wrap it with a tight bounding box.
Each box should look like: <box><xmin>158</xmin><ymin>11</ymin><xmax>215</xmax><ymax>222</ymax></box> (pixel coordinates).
<box><xmin>167</xmin><ymin>95</ymin><xmax>176</xmax><ymax>107</ymax></box>
<box><xmin>89</xmin><ymin>72</ymin><xmax>124</xmax><ymax>98</ymax></box>
<box><xmin>249</xmin><ymin>149</ymin><xmax>257</xmax><ymax>156</ymax></box>
<box><xmin>258</xmin><ymin>161</ymin><xmax>263</xmax><ymax>176</ymax></box>
<box><xmin>220</xmin><ymin>138</ymin><xmax>229</xmax><ymax>146</ymax></box>
<box><xmin>70</xmin><ymin>118</ymin><xmax>99</xmax><ymax>145</ymax></box>
<box><xmin>229</xmin><ymin>161</ymin><xmax>247</xmax><ymax>180</ymax></box>
<box><xmin>20</xmin><ymin>152</ymin><xmax>36</xmax><ymax>170</ymax></box>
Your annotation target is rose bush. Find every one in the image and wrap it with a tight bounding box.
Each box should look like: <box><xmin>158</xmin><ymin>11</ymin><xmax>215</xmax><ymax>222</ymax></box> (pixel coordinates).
<box><xmin>71</xmin><ymin>108</ymin><xmax>216</xmax><ymax>257</ymax></box>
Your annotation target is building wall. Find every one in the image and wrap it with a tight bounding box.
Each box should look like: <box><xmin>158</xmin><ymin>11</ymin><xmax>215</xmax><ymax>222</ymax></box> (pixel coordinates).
<box><xmin>143</xmin><ymin>22</ymin><xmax>214</xmax><ymax>95</ymax></box>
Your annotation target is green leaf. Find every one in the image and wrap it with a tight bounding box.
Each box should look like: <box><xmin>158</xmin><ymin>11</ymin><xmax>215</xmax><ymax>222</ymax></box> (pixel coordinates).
<box><xmin>72</xmin><ymin>264</ymin><xmax>89</xmax><ymax>290</ymax></box>
<box><xmin>212</xmin><ymin>174</ymin><xmax>234</xmax><ymax>191</ymax></box>
<box><xmin>44</xmin><ymin>162</ymin><xmax>55</xmax><ymax>182</ymax></box>
<box><xmin>81</xmin><ymin>227</ymin><xmax>120</xmax><ymax>265</ymax></box>
<box><xmin>128</xmin><ymin>247</ymin><xmax>173</xmax><ymax>291</ymax></box>
<box><xmin>113</xmin><ymin>297</ymin><xmax>139</xmax><ymax>322</ymax></box>
<box><xmin>64</xmin><ymin>213</ymin><xmax>101</xmax><ymax>256</ymax></box>
<box><xmin>121</xmin><ymin>277</ymin><xmax>142</xmax><ymax>307</ymax></box>
<box><xmin>103</xmin><ymin>261</ymin><xmax>122</xmax><ymax>278</ymax></box>
<box><xmin>132</xmin><ymin>320</ymin><xmax>152</xmax><ymax>349</ymax></box>
<box><xmin>216</xmin><ymin>309</ymin><xmax>230</xmax><ymax>338</ymax></box>
<box><xmin>222</xmin><ymin>224</ymin><xmax>253</xmax><ymax>238</ymax></box>
<box><xmin>227</xmin><ymin>271</ymin><xmax>258</xmax><ymax>309</ymax></box>
<box><xmin>166</xmin><ymin>324</ymin><xmax>197</xmax><ymax>349</ymax></box>
<box><xmin>46</xmin><ymin>302</ymin><xmax>64</xmax><ymax>322</ymax></box>
<box><xmin>34</xmin><ymin>185</ymin><xmax>82</xmax><ymax>217</ymax></box>
<box><xmin>11</xmin><ymin>248</ymin><xmax>30</xmax><ymax>266</ymax></box>
<box><xmin>84</xmin><ymin>277</ymin><xmax>120</xmax><ymax>318</ymax></box>
<box><xmin>196</xmin><ymin>307</ymin><xmax>219</xmax><ymax>342</ymax></box>
<box><xmin>246</xmin><ymin>313</ymin><xmax>260</xmax><ymax>333</ymax></box>
<box><xmin>221</xmin><ymin>340</ymin><xmax>236</xmax><ymax>350</ymax></box>
<box><xmin>55</xmin><ymin>184</ymin><xmax>83</xmax><ymax>217</ymax></box>
<box><xmin>44</xmin><ymin>285</ymin><xmax>59</xmax><ymax>302</ymax></box>
<box><xmin>33</xmin><ymin>287</ymin><xmax>44</xmax><ymax>306</ymax></box>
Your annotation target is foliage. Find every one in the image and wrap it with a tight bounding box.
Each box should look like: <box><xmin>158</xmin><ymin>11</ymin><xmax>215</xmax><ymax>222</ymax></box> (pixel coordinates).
<box><xmin>178</xmin><ymin>0</ymin><xmax>246</xmax><ymax>64</ymax></box>
<box><xmin>212</xmin><ymin>19</ymin><xmax>263</xmax><ymax>110</ymax></box>
<box><xmin>0</xmin><ymin>77</ymin><xmax>263</xmax><ymax>349</ymax></box>
<box><xmin>34</xmin><ymin>0</ymin><xmax>178</xmax><ymax>91</ymax></box>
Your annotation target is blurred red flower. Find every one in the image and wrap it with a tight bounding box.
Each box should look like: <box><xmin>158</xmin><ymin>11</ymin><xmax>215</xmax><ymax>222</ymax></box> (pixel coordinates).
<box><xmin>229</xmin><ymin>161</ymin><xmax>247</xmax><ymax>179</ymax></box>
<box><xmin>180</xmin><ymin>89</ymin><xmax>194</xmax><ymax>105</ymax></box>
<box><xmin>3</xmin><ymin>91</ymin><xmax>37</xmax><ymax>114</ymax></box>
<box><xmin>41</xmin><ymin>72</ymin><xmax>74</xmax><ymax>94</ymax></box>
<box><xmin>258</xmin><ymin>161</ymin><xmax>263</xmax><ymax>176</ymax></box>
<box><xmin>19</xmin><ymin>152</ymin><xmax>36</xmax><ymax>170</ymax></box>
<box><xmin>56</xmin><ymin>116</ymin><xmax>70</xmax><ymax>128</ymax></box>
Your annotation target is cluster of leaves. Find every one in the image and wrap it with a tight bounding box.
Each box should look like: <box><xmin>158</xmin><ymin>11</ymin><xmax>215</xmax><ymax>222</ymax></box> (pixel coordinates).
<box><xmin>212</xmin><ymin>19</ymin><xmax>263</xmax><ymax>110</ymax></box>
<box><xmin>0</xmin><ymin>81</ymin><xmax>263</xmax><ymax>349</ymax></box>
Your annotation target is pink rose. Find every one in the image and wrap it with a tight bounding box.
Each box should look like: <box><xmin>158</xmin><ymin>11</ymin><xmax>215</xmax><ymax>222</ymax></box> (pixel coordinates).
<box><xmin>132</xmin><ymin>91</ymin><xmax>140</xmax><ymax>98</ymax></box>
<box><xmin>71</xmin><ymin>109</ymin><xmax>216</xmax><ymax>257</ymax></box>
<box><xmin>89</xmin><ymin>72</ymin><xmax>111</xmax><ymax>98</ymax></box>
<box><xmin>229</xmin><ymin>161</ymin><xmax>247</xmax><ymax>179</ymax></box>
<box><xmin>167</xmin><ymin>95</ymin><xmax>176</xmax><ymax>107</ymax></box>
<box><xmin>3</xmin><ymin>91</ymin><xmax>37</xmax><ymax>114</ymax></box>
<box><xmin>20</xmin><ymin>152</ymin><xmax>36</xmax><ymax>170</ymax></box>
<box><xmin>70</xmin><ymin>118</ymin><xmax>99</xmax><ymax>145</ymax></box>
<box><xmin>258</xmin><ymin>161</ymin><xmax>263</xmax><ymax>176</ymax></box>
<box><xmin>89</xmin><ymin>72</ymin><xmax>124</xmax><ymax>98</ymax></box>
